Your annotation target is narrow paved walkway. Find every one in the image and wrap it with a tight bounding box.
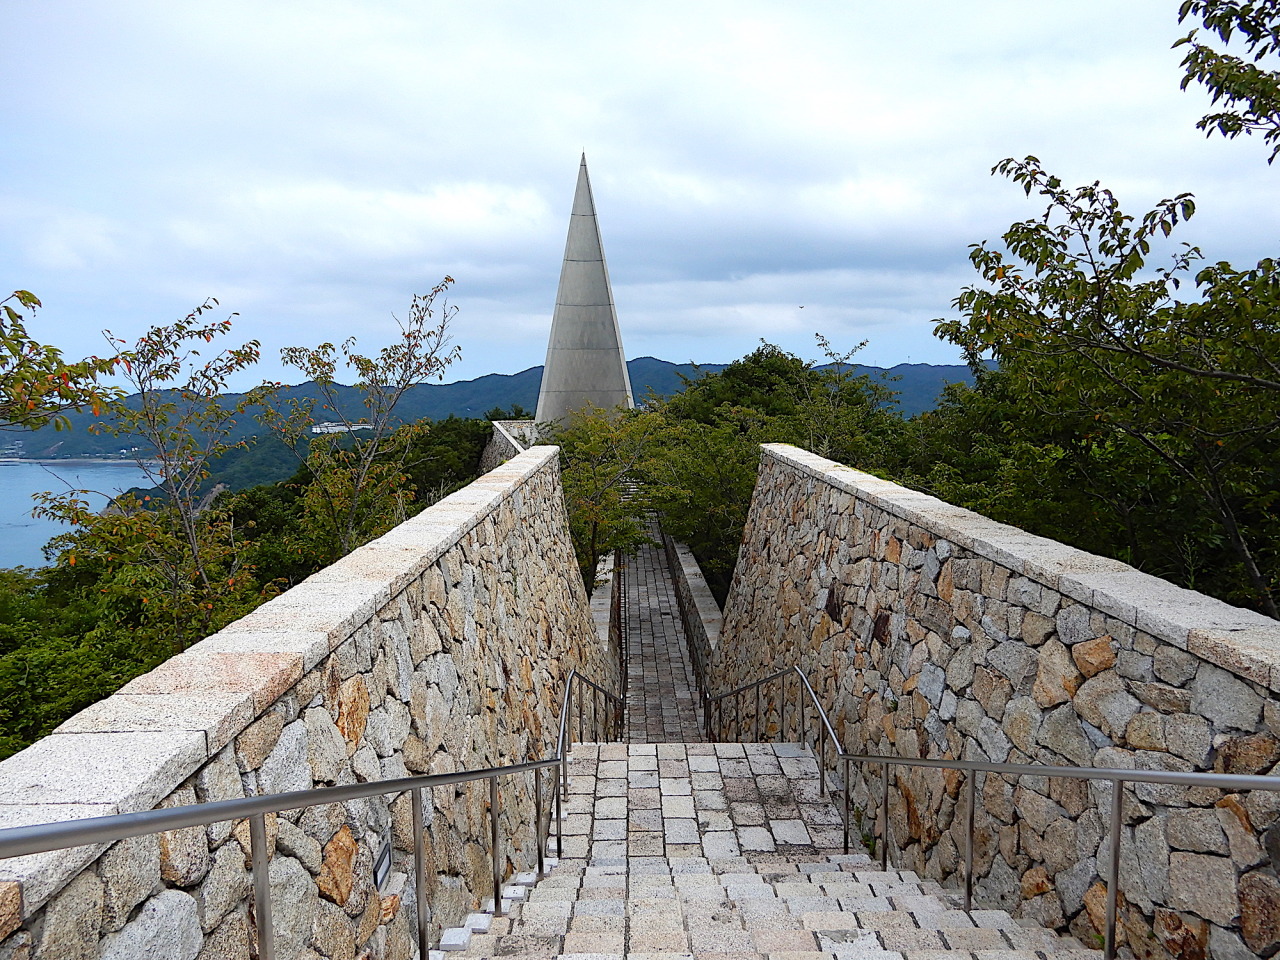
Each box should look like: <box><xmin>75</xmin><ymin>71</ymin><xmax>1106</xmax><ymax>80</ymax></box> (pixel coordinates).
<box><xmin>450</xmin><ymin>744</ymin><xmax>1098</xmax><ymax>958</ymax></box>
<box><xmin>624</xmin><ymin>528</ymin><xmax>704</xmax><ymax>742</ymax></box>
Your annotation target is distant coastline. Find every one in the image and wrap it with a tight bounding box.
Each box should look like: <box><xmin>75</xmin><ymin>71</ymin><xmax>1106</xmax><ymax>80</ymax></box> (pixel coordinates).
<box><xmin>0</xmin><ymin>458</ymin><xmax>158</xmax><ymax>468</ymax></box>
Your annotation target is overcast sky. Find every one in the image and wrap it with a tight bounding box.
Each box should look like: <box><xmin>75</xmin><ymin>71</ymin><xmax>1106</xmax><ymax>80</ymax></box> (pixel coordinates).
<box><xmin>4</xmin><ymin>1</ymin><xmax>1278</xmax><ymax>389</ymax></box>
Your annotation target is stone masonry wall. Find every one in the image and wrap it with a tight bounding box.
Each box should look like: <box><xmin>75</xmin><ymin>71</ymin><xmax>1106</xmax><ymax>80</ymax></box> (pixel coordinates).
<box><xmin>663</xmin><ymin>534</ymin><xmax>722</xmax><ymax>690</ymax></box>
<box><xmin>477</xmin><ymin>421</ymin><xmax>537</xmax><ymax>475</ymax></box>
<box><xmin>711</xmin><ymin>444</ymin><xmax>1280</xmax><ymax>960</ymax></box>
<box><xmin>0</xmin><ymin>446</ymin><xmax>614</xmax><ymax>960</ymax></box>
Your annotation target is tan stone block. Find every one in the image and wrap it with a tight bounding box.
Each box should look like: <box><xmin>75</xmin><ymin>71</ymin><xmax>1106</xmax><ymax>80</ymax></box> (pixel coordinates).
<box><xmin>1020</xmin><ymin>865</ymin><xmax>1051</xmax><ymax>899</ymax></box>
<box><xmin>234</xmin><ymin>711</ymin><xmax>283</xmax><ymax>772</ymax></box>
<box><xmin>336</xmin><ymin>677</ymin><xmax>369</xmax><ymax>748</ymax></box>
<box><xmin>0</xmin><ymin>880</ymin><xmax>20</xmax><ymax>941</ymax></box>
<box><xmin>159</xmin><ymin>787</ymin><xmax>212</xmax><ymax>887</ymax></box>
<box><xmin>1239</xmin><ymin>870</ymin><xmax>1280</xmax><ymax>955</ymax></box>
<box><xmin>231</xmin><ymin>813</ymin><xmax>277</xmax><ymax>868</ymax></box>
<box><xmin>1073</xmin><ymin>635</ymin><xmax>1116</xmax><ymax>678</ymax></box>
<box><xmin>1125</xmin><ymin>713</ymin><xmax>1166</xmax><ymax>752</ymax></box>
<box><xmin>317</xmin><ymin>825</ymin><xmax>357</xmax><ymax>907</ymax></box>
<box><xmin>1033</xmin><ymin>639</ymin><xmax>1080</xmax><ymax>708</ymax></box>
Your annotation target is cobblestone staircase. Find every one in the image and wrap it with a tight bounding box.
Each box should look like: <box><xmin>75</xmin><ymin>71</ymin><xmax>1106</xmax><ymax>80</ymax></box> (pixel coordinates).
<box><xmin>435</xmin><ymin>743</ymin><xmax>1101</xmax><ymax>959</ymax></box>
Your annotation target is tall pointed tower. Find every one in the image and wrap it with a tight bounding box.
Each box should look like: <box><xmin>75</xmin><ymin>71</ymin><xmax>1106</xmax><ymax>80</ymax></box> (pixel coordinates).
<box><xmin>535</xmin><ymin>154</ymin><xmax>634</xmax><ymax>426</ymax></box>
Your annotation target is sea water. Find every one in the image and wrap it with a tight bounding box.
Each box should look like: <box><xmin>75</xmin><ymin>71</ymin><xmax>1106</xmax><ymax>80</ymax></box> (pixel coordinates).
<box><xmin>0</xmin><ymin>460</ymin><xmax>152</xmax><ymax>568</ymax></box>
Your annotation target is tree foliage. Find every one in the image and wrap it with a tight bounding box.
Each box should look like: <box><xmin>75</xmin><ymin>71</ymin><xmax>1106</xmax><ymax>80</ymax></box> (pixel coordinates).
<box><xmin>0</xmin><ymin>291</ymin><xmax>119</xmax><ymax>431</ymax></box>
<box><xmin>936</xmin><ymin>157</ymin><xmax>1280</xmax><ymax>617</ymax></box>
<box><xmin>1176</xmin><ymin>0</ymin><xmax>1280</xmax><ymax>161</ymax></box>
<box><xmin>259</xmin><ymin>278</ymin><xmax>460</xmax><ymax>563</ymax></box>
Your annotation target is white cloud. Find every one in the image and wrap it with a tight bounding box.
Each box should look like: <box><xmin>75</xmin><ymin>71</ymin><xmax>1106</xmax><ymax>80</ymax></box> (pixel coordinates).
<box><xmin>2</xmin><ymin>0</ymin><xmax>1277</xmax><ymax>388</ymax></box>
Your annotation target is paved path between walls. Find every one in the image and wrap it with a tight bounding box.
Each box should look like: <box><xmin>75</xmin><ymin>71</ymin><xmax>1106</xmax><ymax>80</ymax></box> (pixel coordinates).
<box><xmin>446</xmin><ymin>743</ymin><xmax>1099</xmax><ymax>959</ymax></box>
<box><xmin>623</xmin><ymin>525</ymin><xmax>705</xmax><ymax>742</ymax></box>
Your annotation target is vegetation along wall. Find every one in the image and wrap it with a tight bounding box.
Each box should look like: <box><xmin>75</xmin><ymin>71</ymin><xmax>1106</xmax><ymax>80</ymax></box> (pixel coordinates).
<box><xmin>711</xmin><ymin>443</ymin><xmax>1280</xmax><ymax>960</ymax></box>
<box><xmin>0</xmin><ymin>445</ymin><xmax>615</xmax><ymax>960</ymax></box>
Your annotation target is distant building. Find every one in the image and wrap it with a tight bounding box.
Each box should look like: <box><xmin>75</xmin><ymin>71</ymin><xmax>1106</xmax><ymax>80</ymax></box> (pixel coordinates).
<box><xmin>311</xmin><ymin>422</ymin><xmax>375</xmax><ymax>435</ymax></box>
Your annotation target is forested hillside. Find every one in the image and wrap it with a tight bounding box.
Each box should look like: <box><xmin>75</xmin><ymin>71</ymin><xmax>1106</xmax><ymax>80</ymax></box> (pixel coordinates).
<box><xmin>10</xmin><ymin>358</ymin><xmax>976</xmax><ymax>459</ymax></box>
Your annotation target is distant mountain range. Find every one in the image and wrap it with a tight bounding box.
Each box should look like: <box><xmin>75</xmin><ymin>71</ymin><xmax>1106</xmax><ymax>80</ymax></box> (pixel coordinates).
<box><xmin>8</xmin><ymin>358</ymin><xmax>977</xmax><ymax>459</ymax></box>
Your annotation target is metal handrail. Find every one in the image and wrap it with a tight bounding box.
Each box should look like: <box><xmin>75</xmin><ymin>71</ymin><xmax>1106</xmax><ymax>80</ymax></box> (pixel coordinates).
<box><xmin>708</xmin><ymin>664</ymin><xmax>1280</xmax><ymax>960</ymax></box>
<box><xmin>0</xmin><ymin>666</ymin><xmax>622</xmax><ymax>960</ymax></box>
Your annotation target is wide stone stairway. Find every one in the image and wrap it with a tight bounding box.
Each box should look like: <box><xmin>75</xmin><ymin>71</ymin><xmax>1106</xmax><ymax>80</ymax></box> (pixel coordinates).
<box><xmin>437</xmin><ymin>538</ymin><xmax>1101</xmax><ymax>959</ymax></box>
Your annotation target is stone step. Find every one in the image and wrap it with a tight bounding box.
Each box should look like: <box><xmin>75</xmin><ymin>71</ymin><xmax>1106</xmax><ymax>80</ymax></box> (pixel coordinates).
<box><xmin>438</xmin><ymin>742</ymin><xmax>1098</xmax><ymax>959</ymax></box>
<box><xmin>452</xmin><ymin>852</ymin><xmax>1099</xmax><ymax>959</ymax></box>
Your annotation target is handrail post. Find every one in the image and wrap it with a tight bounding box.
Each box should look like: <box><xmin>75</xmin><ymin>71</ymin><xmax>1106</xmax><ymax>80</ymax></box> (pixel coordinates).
<box><xmin>250</xmin><ymin>813</ymin><xmax>275</xmax><ymax>960</ymax></box>
<box><xmin>555</xmin><ymin>764</ymin><xmax>564</xmax><ymax>858</ymax></box>
<box><xmin>755</xmin><ymin>683</ymin><xmax>762</xmax><ymax>741</ymax></box>
<box><xmin>842</xmin><ymin>756</ymin><xmax>851</xmax><ymax>855</ymax></box>
<box><xmin>411</xmin><ymin>788</ymin><xmax>429</xmax><ymax>959</ymax></box>
<box><xmin>819</xmin><ymin>724</ymin><xmax>827</xmax><ymax>797</ymax></box>
<box><xmin>964</xmin><ymin>770</ymin><xmax>976</xmax><ymax>912</ymax></box>
<box><xmin>799</xmin><ymin>684</ymin><xmax>806</xmax><ymax>749</ymax></box>
<box><xmin>576</xmin><ymin>681</ymin><xmax>583</xmax><ymax>745</ymax></box>
<box><xmin>880</xmin><ymin>763</ymin><xmax>890</xmax><ymax>869</ymax></box>
<box><xmin>490</xmin><ymin>775</ymin><xmax>502</xmax><ymax>916</ymax></box>
<box><xmin>534</xmin><ymin>770</ymin><xmax>545</xmax><ymax>878</ymax></box>
<box><xmin>1105</xmin><ymin>779</ymin><xmax>1123</xmax><ymax>960</ymax></box>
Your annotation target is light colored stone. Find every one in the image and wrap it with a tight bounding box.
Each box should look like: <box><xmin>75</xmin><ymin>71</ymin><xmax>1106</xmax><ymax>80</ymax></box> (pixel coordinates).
<box><xmin>99</xmin><ymin>889</ymin><xmax>202</xmax><ymax>960</ymax></box>
<box><xmin>1190</xmin><ymin>663</ymin><xmax>1262</xmax><ymax>733</ymax></box>
<box><xmin>311</xmin><ymin>899</ymin><xmax>356</xmax><ymax>960</ymax></box>
<box><xmin>1056</xmin><ymin>604</ymin><xmax>1092</xmax><ymax>646</ymax></box>
<box><xmin>1073</xmin><ymin>671</ymin><xmax>1139</xmax><ymax>739</ymax></box>
<box><xmin>1167</xmin><ymin>852</ymin><xmax>1238</xmax><ymax>926</ymax></box>
<box><xmin>1166</xmin><ymin>713</ymin><xmax>1212</xmax><ymax>764</ymax></box>
<box><xmin>277</xmin><ymin>818</ymin><xmax>323</xmax><ymax>874</ymax></box>
<box><xmin>304</xmin><ymin>707</ymin><xmax>348</xmax><ymax>784</ymax></box>
<box><xmin>1167</xmin><ymin>808</ymin><xmax>1228</xmax><ymax>854</ymax></box>
<box><xmin>1003</xmin><ymin>697</ymin><xmax>1041</xmax><ymax>754</ymax></box>
<box><xmin>195</xmin><ymin>909</ymin><xmax>251</xmax><ymax>960</ymax></box>
<box><xmin>195</xmin><ymin>747</ymin><xmax>243</xmax><ymax>845</ymax></box>
<box><xmin>258</xmin><ymin>720</ymin><xmax>311</xmax><ymax>796</ymax></box>
<box><xmin>1038</xmin><ymin>705</ymin><xmax>1093</xmax><ymax>766</ymax></box>
<box><xmin>35</xmin><ymin>870</ymin><xmax>102</xmax><ymax>960</ymax></box>
<box><xmin>1153</xmin><ymin>645</ymin><xmax>1198</xmax><ymax>685</ymax></box>
<box><xmin>194</xmin><ymin>842</ymin><xmax>250</xmax><ymax>933</ymax></box>
<box><xmin>268</xmin><ymin>856</ymin><xmax>320</xmax><ymax>960</ymax></box>
<box><xmin>99</xmin><ymin>832</ymin><xmax>159</xmax><ymax>931</ymax></box>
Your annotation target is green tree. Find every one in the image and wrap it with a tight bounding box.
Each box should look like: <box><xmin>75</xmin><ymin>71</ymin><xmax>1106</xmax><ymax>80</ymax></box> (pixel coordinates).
<box><xmin>551</xmin><ymin>406</ymin><xmax>658</xmax><ymax>591</ymax></box>
<box><xmin>36</xmin><ymin>300</ymin><xmax>274</xmax><ymax>647</ymax></box>
<box><xmin>0</xmin><ymin>290</ymin><xmax>119</xmax><ymax>431</ymax></box>
<box><xmin>258</xmin><ymin>278</ymin><xmax>461</xmax><ymax>564</ymax></box>
<box><xmin>937</xmin><ymin>157</ymin><xmax>1280</xmax><ymax>616</ymax></box>
<box><xmin>1177</xmin><ymin>0</ymin><xmax>1280</xmax><ymax>161</ymax></box>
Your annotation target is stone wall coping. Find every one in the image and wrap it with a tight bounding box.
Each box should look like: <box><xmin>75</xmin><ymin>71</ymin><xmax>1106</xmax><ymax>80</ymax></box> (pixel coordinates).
<box><xmin>590</xmin><ymin>553</ymin><xmax>616</xmax><ymax>657</ymax></box>
<box><xmin>0</xmin><ymin>445</ymin><xmax>562</xmax><ymax>917</ymax></box>
<box><xmin>670</xmin><ymin>540</ymin><xmax>722</xmax><ymax>651</ymax></box>
<box><xmin>492</xmin><ymin>420</ymin><xmax>536</xmax><ymax>453</ymax></box>
<box><xmin>762</xmin><ymin>443</ymin><xmax>1280</xmax><ymax>692</ymax></box>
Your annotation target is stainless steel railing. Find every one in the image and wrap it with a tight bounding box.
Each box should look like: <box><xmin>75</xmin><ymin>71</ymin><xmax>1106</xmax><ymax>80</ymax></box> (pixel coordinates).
<box><xmin>0</xmin><ymin>667</ymin><xmax>623</xmax><ymax>960</ymax></box>
<box><xmin>707</xmin><ymin>663</ymin><xmax>1280</xmax><ymax>960</ymax></box>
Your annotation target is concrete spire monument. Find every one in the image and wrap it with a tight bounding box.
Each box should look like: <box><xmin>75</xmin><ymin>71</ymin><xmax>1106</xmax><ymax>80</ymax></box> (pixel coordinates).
<box><xmin>534</xmin><ymin>154</ymin><xmax>634</xmax><ymax>426</ymax></box>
